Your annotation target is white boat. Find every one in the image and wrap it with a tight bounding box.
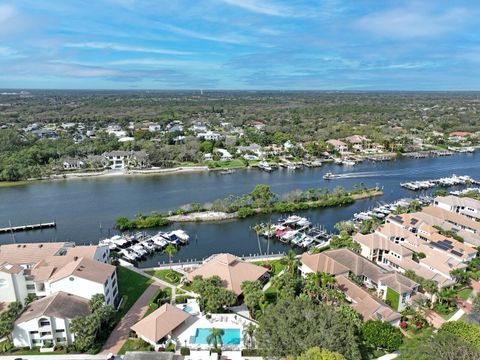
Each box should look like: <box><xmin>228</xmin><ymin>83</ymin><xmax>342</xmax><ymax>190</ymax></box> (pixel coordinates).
<box><xmin>152</xmin><ymin>234</ymin><xmax>169</xmax><ymax>248</ymax></box>
<box><xmin>168</xmin><ymin>230</ymin><xmax>190</xmax><ymax>243</ymax></box>
<box><xmin>99</xmin><ymin>235</ymin><xmax>129</xmax><ymax>250</ymax></box>
<box><xmin>120</xmin><ymin>249</ymin><xmax>138</xmax><ymax>261</ymax></box>
<box><xmin>323</xmin><ymin>172</ymin><xmax>336</xmax><ymax>180</ymax></box>
<box><xmin>130</xmin><ymin>244</ymin><xmax>148</xmax><ymax>257</ymax></box>
<box><xmin>342</xmin><ymin>160</ymin><xmax>356</xmax><ymax>166</ymax></box>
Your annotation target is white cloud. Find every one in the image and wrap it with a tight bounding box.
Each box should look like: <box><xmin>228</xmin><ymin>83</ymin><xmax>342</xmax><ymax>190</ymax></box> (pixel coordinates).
<box><xmin>158</xmin><ymin>23</ymin><xmax>251</xmax><ymax>44</ymax></box>
<box><xmin>64</xmin><ymin>42</ymin><xmax>193</xmax><ymax>55</ymax></box>
<box><xmin>0</xmin><ymin>4</ymin><xmax>15</xmax><ymax>24</ymax></box>
<box><xmin>219</xmin><ymin>0</ymin><xmax>300</xmax><ymax>17</ymax></box>
<box><xmin>0</xmin><ymin>46</ymin><xmax>22</xmax><ymax>58</ymax></box>
<box><xmin>355</xmin><ymin>7</ymin><xmax>470</xmax><ymax>38</ymax></box>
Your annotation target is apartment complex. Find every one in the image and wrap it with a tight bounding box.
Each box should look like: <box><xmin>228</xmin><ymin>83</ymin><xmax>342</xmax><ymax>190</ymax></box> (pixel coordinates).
<box><xmin>0</xmin><ymin>242</ymin><xmax>118</xmax><ymax>349</ymax></box>
<box><xmin>300</xmin><ymin>248</ymin><xmax>418</xmax><ymax>326</ymax></box>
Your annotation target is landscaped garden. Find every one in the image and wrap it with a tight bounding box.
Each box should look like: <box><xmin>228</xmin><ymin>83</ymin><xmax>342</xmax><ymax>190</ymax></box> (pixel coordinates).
<box><xmin>147</xmin><ymin>269</ymin><xmax>182</xmax><ymax>285</ymax></box>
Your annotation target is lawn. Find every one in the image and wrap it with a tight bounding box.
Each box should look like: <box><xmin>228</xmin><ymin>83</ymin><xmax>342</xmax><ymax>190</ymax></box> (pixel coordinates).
<box><xmin>143</xmin><ymin>287</ymin><xmax>173</xmax><ymax>318</ymax></box>
<box><xmin>147</xmin><ymin>269</ymin><xmax>182</xmax><ymax>285</ymax></box>
<box><xmin>118</xmin><ymin>338</ymin><xmax>153</xmax><ymax>355</ymax></box>
<box><xmin>115</xmin><ymin>266</ymin><xmax>154</xmax><ymax>321</ymax></box>
<box><xmin>457</xmin><ymin>288</ymin><xmax>473</xmax><ymax>301</ymax></box>
<box><xmin>253</xmin><ymin>259</ymin><xmax>286</xmax><ymax>277</ymax></box>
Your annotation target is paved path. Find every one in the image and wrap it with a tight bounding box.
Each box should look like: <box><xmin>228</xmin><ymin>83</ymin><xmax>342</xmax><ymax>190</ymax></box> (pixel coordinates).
<box><xmin>0</xmin><ymin>355</ymin><xmax>110</xmax><ymax>360</ymax></box>
<box><xmin>425</xmin><ymin>310</ymin><xmax>446</xmax><ymax>329</ymax></box>
<box><xmin>101</xmin><ymin>283</ymin><xmax>161</xmax><ymax>355</ymax></box>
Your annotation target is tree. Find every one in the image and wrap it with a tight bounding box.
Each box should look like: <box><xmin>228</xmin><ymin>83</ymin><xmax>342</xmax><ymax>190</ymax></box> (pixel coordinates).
<box><xmin>163</xmin><ymin>244</ymin><xmax>178</xmax><ymax>271</ymax></box>
<box><xmin>361</xmin><ymin>320</ymin><xmax>403</xmax><ymax>352</ymax></box>
<box><xmin>191</xmin><ymin>276</ymin><xmax>237</xmax><ymax>313</ymax></box>
<box><xmin>243</xmin><ymin>323</ymin><xmax>256</xmax><ymax>349</ymax></box>
<box><xmin>408</xmin><ymin>200</ymin><xmax>422</xmax><ymax>213</ymax></box>
<box><xmin>207</xmin><ymin>327</ymin><xmax>224</xmax><ymax>349</ymax></box>
<box><xmin>281</xmin><ymin>250</ymin><xmax>299</xmax><ymax>275</ymax></box>
<box><xmin>241</xmin><ymin>280</ymin><xmax>264</xmax><ymax>316</ymax></box>
<box><xmin>398</xmin><ymin>331</ymin><xmax>480</xmax><ymax>360</ymax></box>
<box><xmin>336</xmin><ymin>305</ymin><xmax>362</xmax><ymax>330</ymax></box>
<box><xmin>250</xmin><ymin>184</ymin><xmax>276</xmax><ymax>208</ymax></box>
<box><xmin>297</xmin><ymin>347</ymin><xmax>346</xmax><ymax>360</ymax></box>
<box><xmin>450</xmin><ymin>269</ymin><xmax>469</xmax><ymax>285</ymax></box>
<box><xmin>439</xmin><ymin>321</ymin><xmax>480</xmax><ymax>350</ymax></box>
<box><xmin>0</xmin><ymin>302</ymin><xmax>23</xmax><ymax>341</ymax></box>
<box><xmin>272</xmin><ymin>273</ymin><xmax>304</xmax><ymax>299</ymax></box>
<box><xmin>251</xmin><ymin>224</ymin><xmax>264</xmax><ymax>254</ymax></box>
<box><xmin>437</xmin><ymin>287</ymin><xmax>456</xmax><ymax>307</ymax></box>
<box><xmin>334</xmin><ymin>221</ymin><xmax>355</xmax><ymax>235</ymax></box>
<box><xmin>472</xmin><ymin>293</ymin><xmax>480</xmax><ymax>316</ymax></box>
<box><xmin>255</xmin><ymin>297</ymin><xmax>361</xmax><ymax>360</ymax></box>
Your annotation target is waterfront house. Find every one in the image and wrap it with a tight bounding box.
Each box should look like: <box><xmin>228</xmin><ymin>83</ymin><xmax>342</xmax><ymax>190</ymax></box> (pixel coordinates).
<box><xmin>422</xmin><ymin>206</ymin><xmax>480</xmax><ymax>235</ymax></box>
<box><xmin>197</xmin><ymin>131</ymin><xmax>222</xmax><ymax>141</ymax></box>
<box><xmin>236</xmin><ymin>143</ymin><xmax>263</xmax><ymax>156</ymax></box>
<box><xmin>12</xmin><ymin>291</ymin><xmax>90</xmax><ymax>349</ymax></box>
<box><xmin>214</xmin><ymin>148</ymin><xmax>233</xmax><ymax>161</ymax></box>
<box><xmin>326</xmin><ymin>139</ymin><xmax>348</xmax><ymax>153</ymax></box>
<box><xmin>0</xmin><ymin>242</ymin><xmax>118</xmax><ymax>308</ymax></box>
<box><xmin>448</xmin><ymin>131</ymin><xmax>471</xmax><ymax>142</ymax></box>
<box><xmin>103</xmin><ymin>150</ymin><xmax>149</xmax><ymax>170</ymax></box>
<box><xmin>434</xmin><ymin>195</ymin><xmax>480</xmax><ymax>220</ymax></box>
<box><xmin>300</xmin><ymin>248</ymin><xmax>418</xmax><ymax>314</ymax></box>
<box><xmin>131</xmin><ymin>303</ymin><xmax>191</xmax><ymax>351</ymax></box>
<box><xmin>186</xmin><ymin>253</ymin><xmax>269</xmax><ymax>296</ymax></box>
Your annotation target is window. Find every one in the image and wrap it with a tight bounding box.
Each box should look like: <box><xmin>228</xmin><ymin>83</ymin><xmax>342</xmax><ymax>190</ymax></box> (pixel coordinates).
<box><xmin>55</xmin><ymin>329</ymin><xmax>65</xmax><ymax>333</ymax></box>
<box><xmin>39</xmin><ymin>319</ymin><xmax>50</xmax><ymax>327</ymax></box>
<box><xmin>27</xmin><ymin>284</ymin><xmax>35</xmax><ymax>290</ymax></box>
<box><xmin>40</xmin><ymin>331</ymin><xmax>52</xmax><ymax>336</ymax></box>
<box><xmin>30</xmin><ymin>331</ymin><xmax>39</xmax><ymax>334</ymax></box>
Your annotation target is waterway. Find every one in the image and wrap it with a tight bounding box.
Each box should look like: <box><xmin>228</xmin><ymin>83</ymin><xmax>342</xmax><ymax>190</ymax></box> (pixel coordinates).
<box><xmin>1</xmin><ymin>153</ymin><xmax>479</xmax><ymax>267</ymax></box>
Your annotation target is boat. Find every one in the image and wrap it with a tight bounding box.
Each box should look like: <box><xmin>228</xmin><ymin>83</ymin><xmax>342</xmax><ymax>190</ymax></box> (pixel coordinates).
<box><xmin>342</xmin><ymin>160</ymin><xmax>356</xmax><ymax>166</ymax></box>
<box><xmin>220</xmin><ymin>169</ymin><xmax>235</xmax><ymax>175</ymax></box>
<box><xmin>120</xmin><ymin>248</ymin><xmax>139</xmax><ymax>262</ymax></box>
<box><xmin>258</xmin><ymin>161</ymin><xmax>273</xmax><ymax>172</ymax></box>
<box><xmin>167</xmin><ymin>230</ymin><xmax>190</xmax><ymax>244</ymax></box>
<box><xmin>323</xmin><ymin>172</ymin><xmax>336</xmax><ymax>180</ymax></box>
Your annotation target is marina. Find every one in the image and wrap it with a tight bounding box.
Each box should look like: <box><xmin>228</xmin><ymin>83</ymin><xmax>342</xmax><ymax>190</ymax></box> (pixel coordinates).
<box><xmin>400</xmin><ymin>174</ymin><xmax>478</xmax><ymax>191</ymax></box>
<box><xmin>1</xmin><ymin>152</ymin><xmax>480</xmax><ymax>267</ymax></box>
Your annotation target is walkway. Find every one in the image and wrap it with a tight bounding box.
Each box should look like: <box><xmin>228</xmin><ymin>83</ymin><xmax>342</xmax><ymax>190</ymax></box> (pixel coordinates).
<box><xmin>0</xmin><ymin>355</ymin><xmax>110</xmax><ymax>360</ymax></box>
<box><xmin>425</xmin><ymin>310</ymin><xmax>446</xmax><ymax>329</ymax></box>
<box><xmin>101</xmin><ymin>283</ymin><xmax>161</xmax><ymax>355</ymax></box>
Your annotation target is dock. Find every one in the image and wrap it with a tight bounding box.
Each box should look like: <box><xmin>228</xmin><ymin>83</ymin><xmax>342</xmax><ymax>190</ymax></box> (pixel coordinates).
<box><xmin>0</xmin><ymin>222</ymin><xmax>56</xmax><ymax>234</ymax></box>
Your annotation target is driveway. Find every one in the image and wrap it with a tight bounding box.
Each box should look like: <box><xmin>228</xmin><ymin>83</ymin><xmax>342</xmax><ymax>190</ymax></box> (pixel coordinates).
<box><xmin>101</xmin><ymin>284</ymin><xmax>161</xmax><ymax>355</ymax></box>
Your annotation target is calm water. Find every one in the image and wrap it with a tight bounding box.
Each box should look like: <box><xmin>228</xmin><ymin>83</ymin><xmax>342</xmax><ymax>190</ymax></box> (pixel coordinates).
<box><xmin>1</xmin><ymin>153</ymin><xmax>479</xmax><ymax>267</ymax></box>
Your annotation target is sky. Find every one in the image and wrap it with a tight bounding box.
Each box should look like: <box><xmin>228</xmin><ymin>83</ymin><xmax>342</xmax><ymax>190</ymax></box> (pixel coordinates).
<box><xmin>0</xmin><ymin>0</ymin><xmax>479</xmax><ymax>90</ymax></box>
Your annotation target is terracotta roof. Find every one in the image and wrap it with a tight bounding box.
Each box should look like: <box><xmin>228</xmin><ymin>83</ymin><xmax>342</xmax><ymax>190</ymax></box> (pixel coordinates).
<box><xmin>186</xmin><ymin>253</ymin><xmax>268</xmax><ymax>295</ymax></box>
<box><xmin>354</xmin><ymin>232</ymin><xmax>413</xmax><ymax>257</ymax></box>
<box><xmin>449</xmin><ymin>132</ymin><xmax>471</xmax><ymax>137</ymax></box>
<box><xmin>15</xmin><ymin>292</ymin><xmax>90</xmax><ymax>324</ymax></box>
<box><xmin>336</xmin><ymin>276</ymin><xmax>401</xmax><ymax>323</ymax></box>
<box><xmin>326</xmin><ymin>139</ymin><xmax>347</xmax><ymax>147</ymax></box>
<box><xmin>0</xmin><ymin>262</ymin><xmax>23</xmax><ymax>274</ymax></box>
<box><xmin>131</xmin><ymin>303</ymin><xmax>190</xmax><ymax>343</ymax></box>
<box><xmin>435</xmin><ymin>195</ymin><xmax>480</xmax><ymax>210</ymax></box>
<box><xmin>422</xmin><ymin>207</ymin><xmax>480</xmax><ymax>232</ymax></box>
<box><xmin>0</xmin><ymin>243</ymin><xmax>67</xmax><ymax>265</ymax></box>
<box><xmin>49</xmin><ymin>257</ymin><xmax>115</xmax><ymax>284</ymax></box>
<box><xmin>300</xmin><ymin>252</ymin><xmax>349</xmax><ymax>275</ymax></box>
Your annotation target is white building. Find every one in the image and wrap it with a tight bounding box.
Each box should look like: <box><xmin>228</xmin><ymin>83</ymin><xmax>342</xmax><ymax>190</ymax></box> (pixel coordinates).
<box><xmin>197</xmin><ymin>131</ymin><xmax>221</xmax><ymax>141</ymax></box>
<box><xmin>0</xmin><ymin>242</ymin><xmax>117</xmax><ymax>307</ymax></box>
<box><xmin>12</xmin><ymin>292</ymin><xmax>91</xmax><ymax>349</ymax></box>
<box><xmin>434</xmin><ymin>195</ymin><xmax>480</xmax><ymax>220</ymax></box>
<box><xmin>103</xmin><ymin>151</ymin><xmax>149</xmax><ymax>170</ymax></box>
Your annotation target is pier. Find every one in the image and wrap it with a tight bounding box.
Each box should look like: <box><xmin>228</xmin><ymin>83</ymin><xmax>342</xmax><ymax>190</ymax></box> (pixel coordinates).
<box><xmin>0</xmin><ymin>221</ymin><xmax>56</xmax><ymax>234</ymax></box>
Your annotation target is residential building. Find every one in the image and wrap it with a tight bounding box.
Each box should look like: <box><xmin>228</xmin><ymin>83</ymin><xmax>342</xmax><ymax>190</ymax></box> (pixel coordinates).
<box><xmin>197</xmin><ymin>131</ymin><xmax>222</xmax><ymax>141</ymax></box>
<box><xmin>434</xmin><ymin>195</ymin><xmax>480</xmax><ymax>220</ymax></box>
<box><xmin>326</xmin><ymin>139</ymin><xmax>348</xmax><ymax>153</ymax></box>
<box><xmin>214</xmin><ymin>149</ymin><xmax>233</xmax><ymax>161</ymax></box>
<box><xmin>448</xmin><ymin>131</ymin><xmax>471</xmax><ymax>142</ymax></box>
<box><xmin>103</xmin><ymin>151</ymin><xmax>149</xmax><ymax>169</ymax></box>
<box><xmin>131</xmin><ymin>303</ymin><xmax>191</xmax><ymax>351</ymax></box>
<box><xmin>0</xmin><ymin>242</ymin><xmax>118</xmax><ymax>307</ymax></box>
<box><xmin>186</xmin><ymin>253</ymin><xmax>269</xmax><ymax>295</ymax></box>
<box><xmin>300</xmin><ymin>248</ymin><xmax>418</xmax><ymax>314</ymax></box>
<box><xmin>12</xmin><ymin>292</ymin><xmax>91</xmax><ymax>349</ymax></box>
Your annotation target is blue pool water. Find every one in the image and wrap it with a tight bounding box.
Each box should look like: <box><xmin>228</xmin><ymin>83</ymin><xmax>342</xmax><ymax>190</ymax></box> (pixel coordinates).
<box><xmin>183</xmin><ymin>305</ymin><xmax>194</xmax><ymax>313</ymax></box>
<box><xmin>191</xmin><ymin>328</ymin><xmax>241</xmax><ymax>345</ymax></box>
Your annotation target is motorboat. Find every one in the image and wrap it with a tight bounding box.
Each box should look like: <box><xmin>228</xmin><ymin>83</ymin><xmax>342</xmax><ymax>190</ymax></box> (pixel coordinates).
<box><xmin>323</xmin><ymin>172</ymin><xmax>336</xmax><ymax>180</ymax></box>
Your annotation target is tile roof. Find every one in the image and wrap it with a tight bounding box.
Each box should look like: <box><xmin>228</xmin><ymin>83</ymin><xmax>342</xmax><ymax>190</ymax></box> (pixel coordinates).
<box><xmin>15</xmin><ymin>291</ymin><xmax>90</xmax><ymax>324</ymax></box>
<box><xmin>186</xmin><ymin>253</ymin><xmax>268</xmax><ymax>295</ymax></box>
<box><xmin>131</xmin><ymin>303</ymin><xmax>190</xmax><ymax>343</ymax></box>
<box><xmin>48</xmin><ymin>257</ymin><xmax>115</xmax><ymax>284</ymax></box>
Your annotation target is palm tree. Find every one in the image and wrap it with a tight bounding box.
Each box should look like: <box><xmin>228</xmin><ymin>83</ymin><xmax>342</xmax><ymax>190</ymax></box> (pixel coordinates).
<box><xmin>264</xmin><ymin>222</ymin><xmax>274</xmax><ymax>254</ymax></box>
<box><xmin>281</xmin><ymin>250</ymin><xmax>299</xmax><ymax>275</ymax></box>
<box><xmin>251</xmin><ymin>224</ymin><xmax>263</xmax><ymax>254</ymax></box>
<box><xmin>207</xmin><ymin>327</ymin><xmax>224</xmax><ymax>349</ymax></box>
<box><xmin>242</xmin><ymin>323</ymin><xmax>256</xmax><ymax>349</ymax></box>
<box><xmin>163</xmin><ymin>244</ymin><xmax>178</xmax><ymax>272</ymax></box>
<box><xmin>437</xmin><ymin>287</ymin><xmax>456</xmax><ymax>307</ymax></box>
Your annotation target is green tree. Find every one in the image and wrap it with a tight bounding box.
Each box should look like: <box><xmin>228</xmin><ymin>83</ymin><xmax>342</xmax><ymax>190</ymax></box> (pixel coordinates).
<box><xmin>243</xmin><ymin>323</ymin><xmax>257</xmax><ymax>349</ymax></box>
<box><xmin>241</xmin><ymin>280</ymin><xmax>264</xmax><ymax>316</ymax></box>
<box><xmin>361</xmin><ymin>320</ymin><xmax>403</xmax><ymax>352</ymax></box>
<box><xmin>437</xmin><ymin>287</ymin><xmax>456</xmax><ymax>307</ymax></box>
<box><xmin>207</xmin><ymin>327</ymin><xmax>224</xmax><ymax>349</ymax></box>
<box><xmin>334</xmin><ymin>221</ymin><xmax>356</xmax><ymax>235</ymax></box>
<box><xmin>439</xmin><ymin>321</ymin><xmax>480</xmax><ymax>350</ymax></box>
<box><xmin>191</xmin><ymin>276</ymin><xmax>237</xmax><ymax>313</ymax></box>
<box><xmin>297</xmin><ymin>347</ymin><xmax>346</xmax><ymax>360</ymax></box>
<box><xmin>163</xmin><ymin>244</ymin><xmax>178</xmax><ymax>271</ymax></box>
<box><xmin>281</xmin><ymin>249</ymin><xmax>299</xmax><ymax>275</ymax></box>
<box><xmin>255</xmin><ymin>297</ymin><xmax>361</xmax><ymax>360</ymax></box>
<box><xmin>250</xmin><ymin>184</ymin><xmax>276</xmax><ymax>208</ymax></box>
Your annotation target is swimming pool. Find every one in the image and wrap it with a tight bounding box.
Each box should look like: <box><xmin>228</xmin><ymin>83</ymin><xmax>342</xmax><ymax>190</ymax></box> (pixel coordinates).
<box><xmin>190</xmin><ymin>328</ymin><xmax>241</xmax><ymax>345</ymax></box>
<box><xmin>182</xmin><ymin>305</ymin><xmax>194</xmax><ymax>313</ymax></box>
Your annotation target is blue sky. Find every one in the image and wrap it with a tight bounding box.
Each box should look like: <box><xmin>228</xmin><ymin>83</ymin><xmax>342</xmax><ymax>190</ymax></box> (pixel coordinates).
<box><xmin>0</xmin><ymin>0</ymin><xmax>479</xmax><ymax>90</ymax></box>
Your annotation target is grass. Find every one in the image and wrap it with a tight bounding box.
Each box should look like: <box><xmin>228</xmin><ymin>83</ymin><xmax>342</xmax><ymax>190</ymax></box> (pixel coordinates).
<box><xmin>143</xmin><ymin>287</ymin><xmax>173</xmax><ymax>318</ymax></box>
<box><xmin>115</xmin><ymin>266</ymin><xmax>154</xmax><ymax>321</ymax></box>
<box><xmin>206</xmin><ymin>159</ymin><xmax>246</xmax><ymax>169</ymax></box>
<box><xmin>118</xmin><ymin>338</ymin><xmax>153</xmax><ymax>355</ymax></box>
<box><xmin>180</xmin><ymin>282</ymin><xmax>195</xmax><ymax>293</ymax></box>
<box><xmin>253</xmin><ymin>259</ymin><xmax>286</xmax><ymax>277</ymax></box>
<box><xmin>458</xmin><ymin>288</ymin><xmax>473</xmax><ymax>301</ymax></box>
<box><xmin>147</xmin><ymin>269</ymin><xmax>182</xmax><ymax>285</ymax></box>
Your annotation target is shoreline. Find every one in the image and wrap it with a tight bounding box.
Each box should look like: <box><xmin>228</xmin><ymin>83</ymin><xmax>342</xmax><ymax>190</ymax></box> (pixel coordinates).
<box><xmin>165</xmin><ymin>190</ymin><xmax>384</xmax><ymax>224</ymax></box>
<box><xmin>0</xmin><ymin>151</ymin><xmax>477</xmax><ymax>188</ymax></box>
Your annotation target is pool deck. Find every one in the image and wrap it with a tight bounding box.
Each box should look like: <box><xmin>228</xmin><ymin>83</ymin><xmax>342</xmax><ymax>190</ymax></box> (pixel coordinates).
<box><xmin>172</xmin><ymin>312</ymin><xmax>252</xmax><ymax>351</ymax></box>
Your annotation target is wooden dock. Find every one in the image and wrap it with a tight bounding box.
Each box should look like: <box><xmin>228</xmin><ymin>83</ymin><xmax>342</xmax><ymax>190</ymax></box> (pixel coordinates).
<box><xmin>0</xmin><ymin>222</ymin><xmax>56</xmax><ymax>234</ymax></box>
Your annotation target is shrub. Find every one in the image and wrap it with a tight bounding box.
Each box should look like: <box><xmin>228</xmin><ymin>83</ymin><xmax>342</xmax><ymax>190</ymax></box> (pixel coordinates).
<box><xmin>181</xmin><ymin>347</ymin><xmax>191</xmax><ymax>355</ymax></box>
<box><xmin>241</xmin><ymin>349</ymin><xmax>262</xmax><ymax>356</ymax></box>
<box><xmin>400</xmin><ymin>321</ymin><xmax>408</xmax><ymax>329</ymax></box>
